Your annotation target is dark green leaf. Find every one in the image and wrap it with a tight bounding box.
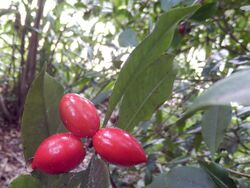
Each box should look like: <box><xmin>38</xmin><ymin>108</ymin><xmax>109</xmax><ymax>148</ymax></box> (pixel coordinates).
<box><xmin>145</xmin><ymin>168</ymin><xmax>153</xmax><ymax>185</ymax></box>
<box><xmin>32</xmin><ymin>171</ymin><xmax>86</xmax><ymax>188</ymax></box>
<box><xmin>148</xmin><ymin>167</ymin><xmax>216</xmax><ymax>188</ymax></box>
<box><xmin>67</xmin><ymin>172</ymin><xmax>90</xmax><ymax>188</ymax></box>
<box><xmin>34</xmin><ymin>158</ymin><xmax>108</xmax><ymax>188</ymax></box>
<box><xmin>8</xmin><ymin>175</ymin><xmax>42</xmax><ymax>188</ymax></box>
<box><xmin>21</xmin><ymin>69</ymin><xmax>64</xmax><ymax>160</ymax></box>
<box><xmin>178</xmin><ymin>70</ymin><xmax>250</xmax><ymax>124</ymax></box>
<box><xmin>44</xmin><ymin>73</ymin><xmax>65</xmax><ymax>133</ymax></box>
<box><xmin>92</xmin><ymin>90</ymin><xmax>112</xmax><ymax>105</ymax></box>
<box><xmin>201</xmin><ymin>106</ymin><xmax>232</xmax><ymax>155</ymax></box>
<box><xmin>118</xmin><ymin>29</ymin><xmax>138</xmax><ymax>47</ymax></box>
<box><xmin>171</xmin><ymin>31</ymin><xmax>183</xmax><ymax>49</ymax></box>
<box><xmin>81</xmin><ymin>157</ymin><xmax>111</xmax><ymax>188</ymax></box>
<box><xmin>199</xmin><ymin>161</ymin><xmax>237</xmax><ymax>188</ymax></box>
<box><xmin>191</xmin><ymin>2</ymin><xmax>218</xmax><ymax>21</ymax></box>
<box><xmin>238</xmin><ymin>179</ymin><xmax>250</xmax><ymax>188</ymax></box>
<box><xmin>104</xmin><ymin>5</ymin><xmax>199</xmax><ymax>125</ymax></box>
<box><xmin>118</xmin><ymin>54</ymin><xmax>176</xmax><ymax>131</ymax></box>
<box><xmin>193</xmin><ymin>133</ymin><xmax>202</xmax><ymax>151</ymax></box>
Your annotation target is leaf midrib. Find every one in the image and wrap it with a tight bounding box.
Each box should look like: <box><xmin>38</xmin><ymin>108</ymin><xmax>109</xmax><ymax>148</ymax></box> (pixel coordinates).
<box><xmin>204</xmin><ymin>167</ymin><xmax>230</xmax><ymax>188</ymax></box>
<box><xmin>212</xmin><ymin>108</ymin><xmax>220</xmax><ymax>154</ymax></box>
<box><xmin>105</xmin><ymin>6</ymin><xmax>199</xmax><ymax>124</ymax></box>
<box><xmin>125</xmin><ymin>70</ymin><xmax>174</xmax><ymax>130</ymax></box>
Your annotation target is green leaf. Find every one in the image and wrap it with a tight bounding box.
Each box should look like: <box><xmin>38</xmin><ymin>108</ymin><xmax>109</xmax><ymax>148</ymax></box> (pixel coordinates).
<box><xmin>118</xmin><ymin>29</ymin><xmax>138</xmax><ymax>47</ymax></box>
<box><xmin>118</xmin><ymin>54</ymin><xmax>176</xmax><ymax>131</ymax></box>
<box><xmin>92</xmin><ymin>90</ymin><xmax>112</xmax><ymax>105</ymax></box>
<box><xmin>74</xmin><ymin>2</ymin><xmax>86</xmax><ymax>9</ymax></box>
<box><xmin>66</xmin><ymin>172</ymin><xmax>89</xmax><ymax>188</ymax></box>
<box><xmin>171</xmin><ymin>31</ymin><xmax>183</xmax><ymax>49</ymax></box>
<box><xmin>191</xmin><ymin>2</ymin><xmax>218</xmax><ymax>21</ymax></box>
<box><xmin>178</xmin><ymin>70</ymin><xmax>250</xmax><ymax>124</ymax></box>
<box><xmin>21</xmin><ymin>69</ymin><xmax>64</xmax><ymax>160</ymax></box>
<box><xmin>81</xmin><ymin>157</ymin><xmax>111</xmax><ymax>188</ymax></box>
<box><xmin>199</xmin><ymin>161</ymin><xmax>237</xmax><ymax>188</ymax></box>
<box><xmin>104</xmin><ymin>5</ymin><xmax>199</xmax><ymax>125</ymax></box>
<box><xmin>160</xmin><ymin>0</ymin><xmax>182</xmax><ymax>11</ymax></box>
<box><xmin>201</xmin><ymin>106</ymin><xmax>232</xmax><ymax>155</ymax></box>
<box><xmin>160</xmin><ymin>0</ymin><xmax>195</xmax><ymax>11</ymax></box>
<box><xmin>8</xmin><ymin>175</ymin><xmax>42</xmax><ymax>188</ymax></box>
<box><xmin>32</xmin><ymin>171</ymin><xmax>86</xmax><ymax>188</ymax></box>
<box><xmin>238</xmin><ymin>179</ymin><xmax>250</xmax><ymax>188</ymax></box>
<box><xmin>148</xmin><ymin>167</ymin><xmax>217</xmax><ymax>188</ymax></box>
<box><xmin>115</xmin><ymin>9</ymin><xmax>133</xmax><ymax>22</ymax></box>
<box><xmin>34</xmin><ymin>158</ymin><xmax>109</xmax><ymax>188</ymax></box>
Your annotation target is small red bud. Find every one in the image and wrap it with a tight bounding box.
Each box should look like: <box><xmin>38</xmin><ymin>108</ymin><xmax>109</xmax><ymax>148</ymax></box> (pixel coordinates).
<box><xmin>178</xmin><ymin>23</ymin><xmax>186</xmax><ymax>34</ymax></box>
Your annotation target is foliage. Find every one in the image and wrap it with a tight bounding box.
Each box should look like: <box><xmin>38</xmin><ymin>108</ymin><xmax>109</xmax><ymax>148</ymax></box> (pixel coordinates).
<box><xmin>148</xmin><ymin>166</ymin><xmax>217</xmax><ymax>188</ymax></box>
<box><xmin>1</xmin><ymin>0</ymin><xmax>249</xmax><ymax>187</ymax></box>
<box><xmin>201</xmin><ymin>106</ymin><xmax>232</xmax><ymax>156</ymax></box>
<box><xmin>8</xmin><ymin>175</ymin><xmax>42</xmax><ymax>188</ymax></box>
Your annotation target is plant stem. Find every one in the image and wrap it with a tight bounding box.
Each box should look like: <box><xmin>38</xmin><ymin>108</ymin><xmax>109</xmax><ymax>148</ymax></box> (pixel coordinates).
<box><xmin>226</xmin><ymin>168</ymin><xmax>250</xmax><ymax>179</ymax></box>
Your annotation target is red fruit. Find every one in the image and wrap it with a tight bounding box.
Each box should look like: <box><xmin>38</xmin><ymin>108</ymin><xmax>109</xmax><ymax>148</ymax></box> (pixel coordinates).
<box><xmin>178</xmin><ymin>23</ymin><xmax>186</xmax><ymax>34</ymax></box>
<box><xmin>32</xmin><ymin>133</ymin><xmax>85</xmax><ymax>174</ymax></box>
<box><xmin>93</xmin><ymin>127</ymin><xmax>147</xmax><ymax>166</ymax></box>
<box><xmin>59</xmin><ymin>93</ymin><xmax>100</xmax><ymax>137</ymax></box>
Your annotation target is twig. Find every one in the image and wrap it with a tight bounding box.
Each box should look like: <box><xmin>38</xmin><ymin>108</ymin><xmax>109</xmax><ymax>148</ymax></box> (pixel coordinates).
<box><xmin>48</xmin><ymin>24</ymin><xmax>68</xmax><ymax>65</ymax></box>
<box><xmin>0</xmin><ymin>94</ymin><xmax>12</xmax><ymax>121</ymax></box>
<box><xmin>226</xmin><ymin>168</ymin><xmax>250</xmax><ymax>179</ymax></box>
<box><xmin>213</xmin><ymin>16</ymin><xmax>249</xmax><ymax>53</ymax></box>
<box><xmin>110</xmin><ymin>176</ymin><xmax>118</xmax><ymax>188</ymax></box>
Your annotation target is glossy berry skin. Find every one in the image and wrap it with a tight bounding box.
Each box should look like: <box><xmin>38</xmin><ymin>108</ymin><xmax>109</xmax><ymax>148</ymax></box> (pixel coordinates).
<box><xmin>93</xmin><ymin>127</ymin><xmax>147</xmax><ymax>166</ymax></box>
<box><xmin>32</xmin><ymin>133</ymin><xmax>85</xmax><ymax>174</ymax></box>
<box><xmin>59</xmin><ymin>93</ymin><xmax>100</xmax><ymax>138</ymax></box>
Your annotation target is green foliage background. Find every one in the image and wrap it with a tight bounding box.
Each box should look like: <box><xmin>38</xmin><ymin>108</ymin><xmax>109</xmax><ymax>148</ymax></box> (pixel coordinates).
<box><xmin>0</xmin><ymin>0</ymin><xmax>249</xmax><ymax>187</ymax></box>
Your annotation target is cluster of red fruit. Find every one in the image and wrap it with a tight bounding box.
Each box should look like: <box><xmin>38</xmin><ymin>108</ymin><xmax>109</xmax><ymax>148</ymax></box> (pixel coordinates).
<box><xmin>32</xmin><ymin>93</ymin><xmax>147</xmax><ymax>174</ymax></box>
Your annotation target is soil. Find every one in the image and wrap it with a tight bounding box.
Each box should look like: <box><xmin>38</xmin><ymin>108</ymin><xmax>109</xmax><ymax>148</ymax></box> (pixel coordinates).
<box><xmin>0</xmin><ymin>125</ymin><xmax>27</xmax><ymax>188</ymax></box>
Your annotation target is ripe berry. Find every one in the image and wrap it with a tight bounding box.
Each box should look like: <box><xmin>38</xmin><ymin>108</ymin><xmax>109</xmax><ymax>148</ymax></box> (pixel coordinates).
<box><xmin>178</xmin><ymin>22</ymin><xmax>191</xmax><ymax>35</ymax></box>
<box><xmin>93</xmin><ymin>127</ymin><xmax>147</xmax><ymax>166</ymax></box>
<box><xmin>178</xmin><ymin>23</ymin><xmax>186</xmax><ymax>34</ymax></box>
<box><xmin>59</xmin><ymin>93</ymin><xmax>100</xmax><ymax>138</ymax></box>
<box><xmin>32</xmin><ymin>133</ymin><xmax>85</xmax><ymax>174</ymax></box>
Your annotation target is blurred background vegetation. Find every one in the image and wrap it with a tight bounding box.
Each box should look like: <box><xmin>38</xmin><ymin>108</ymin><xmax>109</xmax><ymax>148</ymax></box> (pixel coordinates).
<box><xmin>0</xmin><ymin>0</ymin><xmax>249</xmax><ymax>187</ymax></box>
